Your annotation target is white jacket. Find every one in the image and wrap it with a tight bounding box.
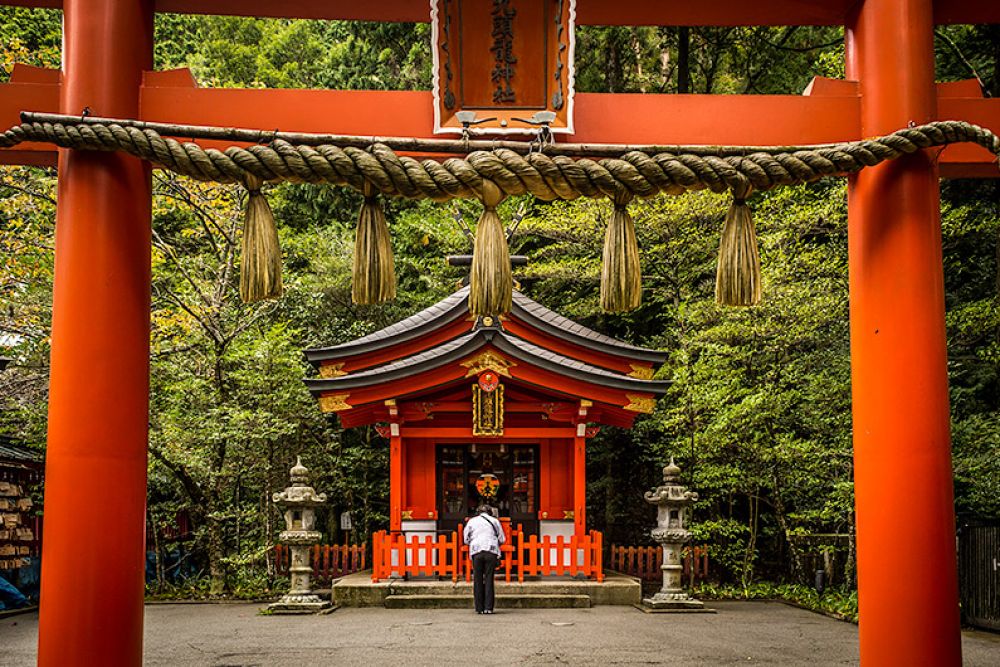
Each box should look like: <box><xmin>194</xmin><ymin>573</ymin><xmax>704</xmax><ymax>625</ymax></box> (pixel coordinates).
<box><xmin>463</xmin><ymin>513</ymin><xmax>505</xmax><ymax>557</ymax></box>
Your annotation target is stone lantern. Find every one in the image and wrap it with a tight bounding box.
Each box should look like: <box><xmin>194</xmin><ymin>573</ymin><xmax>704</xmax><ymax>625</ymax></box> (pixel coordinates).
<box><xmin>642</xmin><ymin>458</ymin><xmax>705</xmax><ymax>610</ymax></box>
<box><xmin>268</xmin><ymin>457</ymin><xmax>331</xmax><ymax>614</ymax></box>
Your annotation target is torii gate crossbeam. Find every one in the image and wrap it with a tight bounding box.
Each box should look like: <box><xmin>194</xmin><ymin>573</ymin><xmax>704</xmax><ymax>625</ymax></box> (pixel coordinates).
<box><xmin>1</xmin><ymin>1</ymin><xmax>999</xmax><ymax>665</ymax></box>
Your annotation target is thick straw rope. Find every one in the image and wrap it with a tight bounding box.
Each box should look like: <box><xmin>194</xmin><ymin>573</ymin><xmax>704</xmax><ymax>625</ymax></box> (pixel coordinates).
<box><xmin>1</xmin><ymin>119</ymin><xmax>998</xmax><ymax>200</ymax></box>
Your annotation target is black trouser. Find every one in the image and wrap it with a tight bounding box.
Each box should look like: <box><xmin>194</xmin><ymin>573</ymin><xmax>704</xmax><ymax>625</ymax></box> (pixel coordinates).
<box><xmin>472</xmin><ymin>551</ymin><xmax>499</xmax><ymax>612</ymax></box>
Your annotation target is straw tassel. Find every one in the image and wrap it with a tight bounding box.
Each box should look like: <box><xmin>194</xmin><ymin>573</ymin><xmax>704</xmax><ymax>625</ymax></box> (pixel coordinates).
<box><xmin>469</xmin><ymin>180</ymin><xmax>512</xmax><ymax>317</ymax></box>
<box><xmin>239</xmin><ymin>174</ymin><xmax>283</xmax><ymax>303</ymax></box>
<box><xmin>600</xmin><ymin>190</ymin><xmax>642</xmax><ymax>312</ymax></box>
<box><xmin>352</xmin><ymin>182</ymin><xmax>396</xmax><ymax>305</ymax></box>
<box><xmin>715</xmin><ymin>179</ymin><xmax>762</xmax><ymax>307</ymax></box>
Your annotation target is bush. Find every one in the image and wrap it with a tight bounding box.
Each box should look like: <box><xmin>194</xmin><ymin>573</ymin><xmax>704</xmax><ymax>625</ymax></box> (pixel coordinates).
<box><xmin>693</xmin><ymin>581</ymin><xmax>858</xmax><ymax>623</ymax></box>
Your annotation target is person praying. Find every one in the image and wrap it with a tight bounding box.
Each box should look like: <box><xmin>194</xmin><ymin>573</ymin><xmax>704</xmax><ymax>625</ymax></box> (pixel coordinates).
<box><xmin>464</xmin><ymin>505</ymin><xmax>505</xmax><ymax>614</ymax></box>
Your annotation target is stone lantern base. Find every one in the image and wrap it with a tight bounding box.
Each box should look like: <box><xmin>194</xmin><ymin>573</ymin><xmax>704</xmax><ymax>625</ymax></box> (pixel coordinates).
<box><xmin>641</xmin><ymin>591</ymin><xmax>707</xmax><ymax>611</ymax></box>
<box><xmin>267</xmin><ymin>593</ymin><xmax>333</xmax><ymax>615</ymax></box>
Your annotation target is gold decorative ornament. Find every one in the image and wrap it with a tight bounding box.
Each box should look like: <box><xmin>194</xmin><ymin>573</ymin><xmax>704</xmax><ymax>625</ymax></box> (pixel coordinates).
<box><xmin>318</xmin><ymin>393</ymin><xmax>352</xmax><ymax>412</ymax></box>
<box><xmin>624</xmin><ymin>394</ymin><xmax>656</xmax><ymax>413</ymax></box>
<box><xmin>628</xmin><ymin>364</ymin><xmax>654</xmax><ymax>380</ymax></box>
<box><xmin>319</xmin><ymin>362</ymin><xmax>347</xmax><ymax>378</ymax></box>
<box><xmin>461</xmin><ymin>349</ymin><xmax>516</xmax><ymax>378</ymax></box>
<box><xmin>472</xmin><ymin>382</ymin><xmax>504</xmax><ymax>436</ymax></box>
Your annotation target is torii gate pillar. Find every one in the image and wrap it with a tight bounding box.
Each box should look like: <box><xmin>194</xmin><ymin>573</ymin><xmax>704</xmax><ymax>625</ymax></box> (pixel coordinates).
<box><xmin>37</xmin><ymin>1</ymin><xmax>153</xmax><ymax>665</ymax></box>
<box><xmin>847</xmin><ymin>1</ymin><xmax>961</xmax><ymax>665</ymax></box>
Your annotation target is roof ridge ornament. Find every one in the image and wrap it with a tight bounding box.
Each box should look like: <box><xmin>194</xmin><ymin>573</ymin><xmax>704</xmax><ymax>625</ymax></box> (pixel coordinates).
<box><xmin>461</xmin><ymin>349</ymin><xmax>515</xmax><ymax>378</ymax></box>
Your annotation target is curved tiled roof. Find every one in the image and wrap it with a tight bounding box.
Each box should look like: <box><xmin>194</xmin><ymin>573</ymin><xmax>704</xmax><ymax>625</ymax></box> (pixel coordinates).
<box><xmin>0</xmin><ymin>437</ymin><xmax>41</xmax><ymax>463</ymax></box>
<box><xmin>305</xmin><ymin>286</ymin><xmax>667</xmax><ymax>365</ymax></box>
<box><xmin>510</xmin><ymin>292</ymin><xmax>667</xmax><ymax>363</ymax></box>
<box><xmin>304</xmin><ymin>286</ymin><xmax>470</xmax><ymax>362</ymax></box>
<box><xmin>305</xmin><ymin>326</ymin><xmax>669</xmax><ymax>397</ymax></box>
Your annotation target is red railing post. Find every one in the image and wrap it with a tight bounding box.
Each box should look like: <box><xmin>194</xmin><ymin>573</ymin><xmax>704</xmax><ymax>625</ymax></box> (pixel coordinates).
<box><xmin>594</xmin><ymin>530</ymin><xmax>604</xmax><ymax>583</ymax></box>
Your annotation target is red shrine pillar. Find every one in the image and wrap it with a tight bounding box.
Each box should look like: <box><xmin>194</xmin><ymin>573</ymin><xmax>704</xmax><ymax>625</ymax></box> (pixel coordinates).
<box><xmin>387</xmin><ymin>400</ymin><xmax>402</xmax><ymax>532</ymax></box>
<box><xmin>846</xmin><ymin>1</ymin><xmax>962</xmax><ymax>665</ymax></box>
<box><xmin>573</xmin><ymin>401</ymin><xmax>589</xmax><ymax>537</ymax></box>
<box><xmin>38</xmin><ymin>1</ymin><xmax>153</xmax><ymax>665</ymax></box>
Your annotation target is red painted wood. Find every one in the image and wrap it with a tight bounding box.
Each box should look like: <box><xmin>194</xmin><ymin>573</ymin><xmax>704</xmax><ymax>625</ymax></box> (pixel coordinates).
<box><xmin>370</xmin><ymin>530</ymin><xmax>461</xmax><ymax>582</ymax></box>
<box><xmin>573</xmin><ymin>434</ymin><xmax>586</xmax><ymax>537</ymax></box>
<box><xmin>390</xmin><ymin>433</ymin><xmax>402</xmax><ymax>532</ymax></box>
<box><xmin>137</xmin><ymin>86</ymin><xmax>861</xmax><ymax>147</ymax></box>
<box><xmin>37</xmin><ymin>2</ymin><xmax>154</xmax><ymax>665</ymax></box>
<box><xmin>321</xmin><ymin>346</ymin><xmax>644</xmax><ymax>416</ymax></box>
<box><xmin>5</xmin><ymin>0</ymin><xmax>1000</xmax><ymax>26</ymax></box>
<box><xmin>933</xmin><ymin>0</ymin><xmax>1000</xmax><ymax>25</ymax></box>
<box><xmin>324</xmin><ymin>317</ymin><xmax>474</xmax><ymax>373</ymax></box>
<box><xmin>512</xmin><ymin>363</ymin><xmax>646</xmax><ymax>411</ymax></box>
<box><xmin>274</xmin><ymin>544</ymin><xmax>367</xmax><ymax>583</ymax></box>
<box><xmin>5</xmin><ymin>80</ymin><xmax>1000</xmax><ymax>177</ymax></box>
<box><xmin>847</xmin><ymin>1</ymin><xmax>962</xmax><ymax>664</ymax></box>
<box><xmin>543</xmin><ymin>439</ymin><xmax>572</xmax><ymax>520</ymax></box>
<box><xmin>0</xmin><ymin>81</ymin><xmax>60</xmax><ymax>166</ymax></box>
<box><xmin>501</xmin><ymin>318</ymin><xmax>647</xmax><ymax>373</ymax></box>
<box><xmin>399</xmin><ymin>427</ymin><xmax>577</xmax><ymax>439</ymax></box>
<box><xmin>401</xmin><ymin>400</ymin><xmax>577</xmax><ymax>420</ymax></box>
<box><xmin>938</xmin><ymin>97</ymin><xmax>1000</xmax><ymax>179</ymax></box>
<box><xmin>403</xmin><ymin>438</ymin><xmax>435</xmax><ymax>520</ymax></box>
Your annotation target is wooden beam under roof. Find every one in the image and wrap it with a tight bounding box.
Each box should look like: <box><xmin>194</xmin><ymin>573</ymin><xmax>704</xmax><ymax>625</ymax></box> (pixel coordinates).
<box><xmin>3</xmin><ymin>70</ymin><xmax>1000</xmax><ymax>178</ymax></box>
<box><xmin>6</xmin><ymin>1</ymin><xmax>999</xmax><ymax>26</ymax></box>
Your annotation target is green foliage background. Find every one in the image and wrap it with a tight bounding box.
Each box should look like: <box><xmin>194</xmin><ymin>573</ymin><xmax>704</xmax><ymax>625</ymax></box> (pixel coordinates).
<box><xmin>1</xmin><ymin>9</ymin><xmax>998</xmax><ymax>596</ymax></box>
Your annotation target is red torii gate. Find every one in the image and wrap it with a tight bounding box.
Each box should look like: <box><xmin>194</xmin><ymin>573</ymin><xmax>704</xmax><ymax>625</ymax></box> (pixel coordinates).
<box><xmin>2</xmin><ymin>1</ymin><xmax>999</xmax><ymax>665</ymax></box>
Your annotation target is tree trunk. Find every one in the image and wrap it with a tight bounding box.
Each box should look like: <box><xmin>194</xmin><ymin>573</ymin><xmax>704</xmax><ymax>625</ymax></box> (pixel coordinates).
<box><xmin>772</xmin><ymin>489</ymin><xmax>806</xmax><ymax>583</ymax></box>
<box><xmin>845</xmin><ymin>505</ymin><xmax>857</xmax><ymax>588</ymax></box>
<box><xmin>631</xmin><ymin>30</ymin><xmax>646</xmax><ymax>92</ymax></box>
<box><xmin>151</xmin><ymin>516</ymin><xmax>164</xmax><ymax>593</ymax></box>
<box><xmin>205</xmin><ymin>345</ymin><xmax>230</xmax><ymax>596</ymax></box>
<box><xmin>677</xmin><ymin>27</ymin><xmax>691</xmax><ymax>94</ymax></box>
<box><xmin>741</xmin><ymin>492</ymin><xmax>759</xmax><ymax>590</ymax></box>
<box><xmin>264</xmin><ymin>439</ymin><xmax>275</xmax><ymax>584</ymax></box>
<box><xmin>206</xmin><ymin>507</ymin><xmax>227</xmax><ymax>597</ymax></box>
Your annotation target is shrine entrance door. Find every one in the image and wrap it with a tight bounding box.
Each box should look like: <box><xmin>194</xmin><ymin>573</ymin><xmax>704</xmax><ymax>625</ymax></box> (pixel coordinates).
<box><xmin>436</xmin><ymin>443</ymin><xmax>539</xmax><ymax>536</ymax></box>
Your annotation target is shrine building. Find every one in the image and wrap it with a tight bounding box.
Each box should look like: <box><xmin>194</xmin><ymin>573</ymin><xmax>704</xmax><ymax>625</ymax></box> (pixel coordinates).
<box><xmin>304</xmin><ymin>285</ymin><xmax>668</xmax><ymax>580</ymax></box>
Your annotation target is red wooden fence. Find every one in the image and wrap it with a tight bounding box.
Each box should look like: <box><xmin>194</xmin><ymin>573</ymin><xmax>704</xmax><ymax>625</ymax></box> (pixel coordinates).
<box><xmin>274</xmin><ymin>543</ymin><xmax>367</xmax><ymax>583</ymax></box>
<box><xmin>372</xmin><ymin>526</ymin><xmax>606</xmax><ymax>582</ymax></box>
<box><xmin>608</xmin><ymin>544</ymin><xmax>710</xmax><ymax>583</ymax></box>
<box><xmin>371</xmin><ymin>530</ymin><xmax>462</xmax><ymax>582</ymax></box>
<box><xmin>517</xmin><ymin>530</ymin><xmax>604</xmax><ymax>582</ymax></box>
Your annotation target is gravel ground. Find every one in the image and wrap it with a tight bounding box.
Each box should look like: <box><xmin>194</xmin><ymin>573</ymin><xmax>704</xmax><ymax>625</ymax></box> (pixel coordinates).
<box><xmin>1</xmin><ymin>601</ymin><xmax>999</xmax><ymax>666</ymax></box>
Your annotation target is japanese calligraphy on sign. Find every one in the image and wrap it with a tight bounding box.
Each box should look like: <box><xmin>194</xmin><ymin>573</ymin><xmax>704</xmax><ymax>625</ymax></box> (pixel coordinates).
<box><xmin>431</xmin><ymin>0</ymin><xmax>576</xmax><ymax>134</ymax></box>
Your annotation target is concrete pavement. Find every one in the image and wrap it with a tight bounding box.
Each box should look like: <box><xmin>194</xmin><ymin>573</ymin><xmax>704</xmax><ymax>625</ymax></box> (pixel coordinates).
<box><xmin>2</xmin><ymin>601</ymin><xmax>999</xmax><ymax>665</ymax></box>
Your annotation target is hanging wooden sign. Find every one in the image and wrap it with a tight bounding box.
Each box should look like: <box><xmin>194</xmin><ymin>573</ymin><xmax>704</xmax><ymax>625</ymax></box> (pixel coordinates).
<box><xmin>431</xmin><ymin>0</ymin><xmax>576</xmax><ymax>135</ymax></box>
<box><xmin>472</xmin><ymin>380</ymin><xmax>505</xmax><ymax>436</ymax></box>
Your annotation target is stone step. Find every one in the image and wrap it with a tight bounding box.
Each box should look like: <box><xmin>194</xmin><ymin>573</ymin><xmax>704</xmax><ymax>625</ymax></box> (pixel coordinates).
<box><xmin>380</xmin><ymin>582</ymin><xmax>601</xmax><ymax>596</ymax></box>
<box><xmin>383</xmin><ymin>594</ymin><xmax>591</xmax><ymax>609</ymax></box>
<box><xmin>331</xmin><ymin>571</ymin><xmax>642</xmax><ymax>607</ymax></box>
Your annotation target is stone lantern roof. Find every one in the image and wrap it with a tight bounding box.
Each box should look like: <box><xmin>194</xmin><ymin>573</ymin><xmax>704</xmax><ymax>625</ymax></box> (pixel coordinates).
<box><xmin>273</xmin><ymin>457</ymin><xmax>327</xmax><ymax>507</ymax></box>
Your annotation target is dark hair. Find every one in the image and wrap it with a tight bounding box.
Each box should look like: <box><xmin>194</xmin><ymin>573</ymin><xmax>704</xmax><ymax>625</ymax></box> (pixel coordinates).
<box><xmin>476</xmin><ymin>504</ymin><xmax>495</xmax><ymax>516</ymax></box>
